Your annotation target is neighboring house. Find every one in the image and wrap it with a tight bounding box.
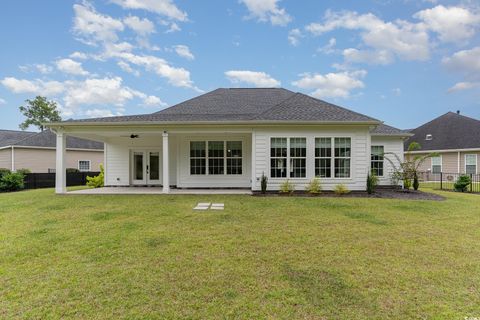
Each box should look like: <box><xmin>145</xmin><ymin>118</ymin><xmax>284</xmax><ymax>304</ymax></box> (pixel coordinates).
<box><xmin>0</xmin><ymin>129</ymin><xmax>104</xmax><ymax>173</ymax></box>
<box><xmin>404</xmin><ymin>111</ymin><xmax>480</xmax><ymax>174</ymax></box>
<box><xmin>45</xmin><ymin>88</ymin><xmax>408</xmax><ymax>193</ymax></box>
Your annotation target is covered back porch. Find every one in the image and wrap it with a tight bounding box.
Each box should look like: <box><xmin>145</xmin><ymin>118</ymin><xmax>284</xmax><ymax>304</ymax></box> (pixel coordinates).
<box><xmin>54</xmin><ymin>127</ymin><xmax>253</xmax><ymax>194</ymax></box>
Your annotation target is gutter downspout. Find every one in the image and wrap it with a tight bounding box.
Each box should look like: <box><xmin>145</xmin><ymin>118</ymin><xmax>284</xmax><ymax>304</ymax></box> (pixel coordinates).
<box><xmin>457</xmin><ymin>151</ymin><xmax>460</xmax><ymax>173</ymax></box>
<box><xmin>11</xmin><ymin>146</ymin><xmax>15</xmax><ymax>172</ymax></box>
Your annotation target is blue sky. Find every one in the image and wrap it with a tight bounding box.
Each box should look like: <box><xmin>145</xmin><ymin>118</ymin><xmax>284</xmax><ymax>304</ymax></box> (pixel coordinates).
<box><xmin>0</xmin><ymin>0</ymin><xmax>479</xmax><ymax>131</ymax></box>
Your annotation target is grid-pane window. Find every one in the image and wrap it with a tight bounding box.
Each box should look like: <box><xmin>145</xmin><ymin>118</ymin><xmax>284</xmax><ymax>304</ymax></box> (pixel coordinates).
<box><xmin>78</xmin><ymin>160</ymin><xmax>90</xmax><ymax>172</ymax></box>
<box><xmin>315</xmin><ymin>138</ymin><xmax>331</xmax><ymax>178</ymax></box>
<box><xmin>226</xmin><ymin>141</ymin><xmax>242</xmax><ymax>175</ymax></box>
<box><xmin>371</xmin><ymin>146</ymin><xmax>384</xmax><ymax>176</ymax></box>
<box><xmin>431</xmin><ymin>156</ymin><xmax>442</xmax><ymax>174</ymax></box>
<box><xmin>290</xmin><ymin>138</ymin><xmax>306</xmax><ymax>178</ymax></box>
<box><xmin>465</xmin><ymin>154</ymin><xmax>477</xmax><ymax>174</ymax></box>
<box><xmin>270</xmin><ymin>138</ymin><xmax>287</xmax><ymax>178</ymax></box>
<box><xmin>190</xmin><ymin>141</ymin><xmax>206</xmax><ymax>175</ymax></box>
<box><xmin>334</xmin><ymin>138</ymin><xmax>351</xmax><ymax>178</ymax></box>
<box><xmin>208</xmin><ymin>141</ymin><xmax>224</xmax><ymax>175</ymax></box>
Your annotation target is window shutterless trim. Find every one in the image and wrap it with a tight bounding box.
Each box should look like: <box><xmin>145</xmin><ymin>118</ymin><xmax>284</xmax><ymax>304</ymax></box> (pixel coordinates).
<box><xmin>189</xmin><ymin>140</ymin><xmax>243</xmax><ymax>176</ymax></box>
<box><xmin>464</xmin><ymin>153</ymin><xmax>477</xmax><ymax>174</ymax></box>
<box><xmin>78</xmin><ymin>160</ymin><xmax>91</xmax><ymax>172</ymax></box>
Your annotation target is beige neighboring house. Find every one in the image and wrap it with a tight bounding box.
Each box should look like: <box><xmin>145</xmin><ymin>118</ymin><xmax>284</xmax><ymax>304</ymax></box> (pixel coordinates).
<box><xmin>404</xmin><ymin>111</ymin><xmax>480</xmax><ymax>174</ymax></box>
<box><xmin>0</xmin><ymin>129</ymin><xmax>104</xmax><ymax>173</ymax></box>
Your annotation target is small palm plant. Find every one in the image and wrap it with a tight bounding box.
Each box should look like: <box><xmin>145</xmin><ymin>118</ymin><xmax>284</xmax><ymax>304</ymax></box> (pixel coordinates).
<box><xmin>384</xmin><ymin>142</ymin><xmax>438</xmax><ymax>191</ymax></box>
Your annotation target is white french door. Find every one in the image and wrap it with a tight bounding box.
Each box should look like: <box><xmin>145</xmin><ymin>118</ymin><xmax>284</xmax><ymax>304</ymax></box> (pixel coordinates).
<box><xmin>131</xmin><ymin>150</ymin><xmax>162</xmax><ymax>185</ymax></box>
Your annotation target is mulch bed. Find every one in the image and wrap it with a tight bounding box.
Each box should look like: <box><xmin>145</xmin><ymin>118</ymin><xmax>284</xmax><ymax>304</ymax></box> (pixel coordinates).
<box><xmin>253</xmin><ymin>188</ymin><xmax>445</xmax><ymax>201</ymax></box>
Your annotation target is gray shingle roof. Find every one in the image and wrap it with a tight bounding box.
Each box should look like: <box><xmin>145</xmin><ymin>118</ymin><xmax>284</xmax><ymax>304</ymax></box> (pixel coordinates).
<box><xmin>59</xmin><ymin>88</ymin><xmax>380</xmax><ymax>124</ymax></box>
<box><xmin>0</xmin><ymin>129</ymin><xmax>37</xmax><ymax>148</ymax></box>
<box><xmin>0</xmin><ymin>129</ymin><xmax>103</xmax><ymax>150</ymax></box>
<box><xmin>404</xmin><ymin>112</ymin><xmax>480</xmax><ymax>151</ymax></box>
<box><xmin>371</xmin><ymin>123</ymin><xmax>410</xmax><ymax>136</ymax></box>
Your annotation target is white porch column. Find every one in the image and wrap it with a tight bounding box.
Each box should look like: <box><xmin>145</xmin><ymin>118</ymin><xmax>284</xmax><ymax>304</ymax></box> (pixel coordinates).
<box><xmin>55</xmin><ymin>131</ymin><xmax>66</xmax><ymax>194</ymax></box>
<box><xmin>162</xmin><ymin>131</ymin><xmax>170</xmax><ymax>193</ymax></box>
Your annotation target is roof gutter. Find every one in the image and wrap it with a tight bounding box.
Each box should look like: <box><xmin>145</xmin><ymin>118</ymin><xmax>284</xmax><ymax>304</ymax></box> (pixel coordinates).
<box><xmin>44</xmin><ymin>119</ymin><xmax>381</xmax><ymax>128</ymax></box>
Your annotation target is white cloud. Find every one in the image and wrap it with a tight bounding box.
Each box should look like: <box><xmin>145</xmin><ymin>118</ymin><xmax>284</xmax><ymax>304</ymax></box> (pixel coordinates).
<box><xmin>117</xmin><ymin>61</ymin><xmax>140</xmax><ymax>76</ymax></box>
<box><xmin>102</xmin><ymin>46</ymin><xmax>196</xmax><ymax>88</ymax></box>
<box><xmin>292</xmin><ymin>70</ymin><xmax>367</xmax><ymax>99</ymax></box>
<box><xmin>318</xmin><ymin>38</ymin><xmax>337</xmax><ymax>54</ymax></box>
<box><xmin>73</xmin><ymin>2</ymin><xmax>124</xmax><ymax>45</ymax></box>
<box><xmin>342</xmin><ymin>48</ymin><xmax>394</xmax><ymax>65</ymax></box>
<box><xmin>56</xmin><ymin>58</ymin><xmax>89</xmax><ymax>76</ymax></box>
<box><xmin>447</xmin><ymin>81</ymin><xmax>480</xmax><ymax>93</ymax></box>
<box><xmin>1</xmin><ymin>77</ymin><xmax>65</xmax><ymax>96</ymax></box>
<box><xmin>306</xmin><ymin>10</ymin><xmax>430</xmax><ymax>63</ymax></box>
<box><xmin>414</xmin><ymin>5</ymin><xmax>480</xmax><ymax>43</ymax></box>
<box><xmin>36</xmin><ymin>64</ymin><xmax>53</xmax><ymax>74</ymax></box>
<box><xmin>240</xmin><ymin>0</ymin><xmax>291</xmax><ymax>26</ymax></box>
<box><xmin>0</xmin><ymin>98</ymin><xmax>6</xmax><ymax>105</ymax></box>
<box><xmin>1</xmin><ymin>75</ymin><xmax>164</xmax><ymax>117</ymax></box>
<box><xmin>18</xmin><ymin>64</ymin><xmax>53</xmax><ymax>74</ymax></box>
<box><xmin>173</xmin><ymin>45</ymin><xmax>194</xmax><ymax>60</ymax></box>
<box><xmin>111</xmin><ymin>0</ymin><xmax>187</xmax><ymax>21</ymax></box>
<box><xmin>288</xmin><ymin>28</ymin><xmax>303</xmax><ymax>46</ymax></box>
<box><xmin>85</xmin><ymin>108</ymin><xmax>116</xmax><ymax>118</ymax></box>
<box><xmin>123</xmin><ymin>15</ymin><xmax>155</xmax><ymax>36</ymax></box>
<box><xmin>225</xmin><ymin>70</ymin><xmax>281</xmax><ymax>87</ymax></box>
<box><xmin>70</xmin><ymin>51</ymin><xmax>88</xmax><ymax>60</ymax></box>
<box><xmin>392</xmin><ymin>88</ymin><xmax>402</xmax><ymax>96</ymax></box>
<box><xmin>143</xmin><ymin>95</ymin><xmax>167</xmax><ymax>107</ymax></box>
<box><xmin>442</xmin><ymin>46</ymin><xmax>480</xmax><ymax>75</ymax></box>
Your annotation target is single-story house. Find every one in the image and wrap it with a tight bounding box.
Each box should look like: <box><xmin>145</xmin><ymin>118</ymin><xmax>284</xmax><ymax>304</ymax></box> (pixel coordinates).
<box><xmin>45</xmin><ymin>88</ymin><xmax>408</xmax><ymax>193</ymax></box>
<box><xmin>404</xmin><ymin>111</ymin><xmax>480</xmax><ymax>174</ymax></box>
<box><xmin>0</xmin><ymin>129</ymin><xmax>103</xmax><ymax>173</ymax></box>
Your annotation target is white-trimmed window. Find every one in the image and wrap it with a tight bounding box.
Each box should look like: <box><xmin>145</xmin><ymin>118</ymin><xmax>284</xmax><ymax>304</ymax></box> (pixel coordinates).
<box><xmin>78</xmin><ymin>160</ymin><xmax>91</xmax><ymax>172</ymax></box>
<box><xmin>270</xmin><ymin>138</ymin><xmax>287</xmax><ymax>178</ymax></box>
<box><xmin>290</xmin><ymin>138</ymin><xmax>306</xmax><ymax>178</ymax></box>
<box><xmin>189</xmin><ymin>141</ymin><xmax>242</xmax><ymax>175</ymax></box>
<box><xmin>465</xmin><ymin>154</ymin><xmax>477</xmax><ymax>175</ymax></box>
<box><xmin>371</xmin><ymin>146</ymin><xmax>384</xmax><ymax>176</ymax></box>
<box><xmin>431</xmin><ymin>156</ymin><xmax>442</xmax><ymax>173</ymax></box>
<box><xmin>190</xmin><ymin>141</ymin><xmax>206</xmax><ymax>175</ymax></box>
<box><xmin>334</xmin><ymin>138</ymin><xmax>351</xmax><ymax>178</ymax></box>
<box><xmin>315</xmin><ymin>138</ymin><xmax>332</xmax><ymax>178</ymax></box>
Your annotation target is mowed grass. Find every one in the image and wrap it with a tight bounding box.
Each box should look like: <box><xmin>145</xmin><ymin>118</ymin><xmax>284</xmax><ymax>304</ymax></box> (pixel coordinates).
<box><xmin>1</xmin><ymin>189</ymin><xmax>480</xmax><ymax>319</ymax></box>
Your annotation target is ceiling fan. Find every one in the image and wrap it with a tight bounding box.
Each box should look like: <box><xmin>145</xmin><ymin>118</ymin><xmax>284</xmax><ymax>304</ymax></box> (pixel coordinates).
<box><xmin>120</xmin><ymin>134</ymin><xmax>139</xmax><ymax>139</ymax></box>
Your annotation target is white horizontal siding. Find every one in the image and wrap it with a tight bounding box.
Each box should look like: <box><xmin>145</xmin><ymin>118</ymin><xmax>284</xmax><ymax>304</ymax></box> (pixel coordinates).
<box><xmin>176</xmin><ymin>133</ymin><xmax>252</xmax><ymax>188</ymax></box>
<box><xmin>252</xmin><ymin>127</ymin><xmax>370</xmax><ymax>191</ymax></box>
<box><xmin>371</xmin><ymin>136</ymin><xmax>404</xmax><ymax>186</ymax></box>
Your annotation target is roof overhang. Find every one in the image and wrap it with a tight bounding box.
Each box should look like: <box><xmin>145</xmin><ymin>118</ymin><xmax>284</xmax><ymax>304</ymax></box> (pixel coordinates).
<box><xmin>45</xmin><ymin>119</ymin><xmax>381</xmax><ymax>128</ymax></box>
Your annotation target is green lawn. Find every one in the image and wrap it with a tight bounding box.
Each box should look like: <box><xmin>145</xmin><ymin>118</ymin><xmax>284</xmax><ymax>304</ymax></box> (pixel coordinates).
<box><xmin>1</xmin><ymin>189</ymin><xmax>480</xmax><ymax>319</ymax></box>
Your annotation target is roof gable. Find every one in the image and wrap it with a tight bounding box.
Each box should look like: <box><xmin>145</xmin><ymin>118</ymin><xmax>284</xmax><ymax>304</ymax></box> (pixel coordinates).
<box><xmin>404</xmin><ymin>112</ymin><xmax>480</xmax><ymax>151</ymax></box>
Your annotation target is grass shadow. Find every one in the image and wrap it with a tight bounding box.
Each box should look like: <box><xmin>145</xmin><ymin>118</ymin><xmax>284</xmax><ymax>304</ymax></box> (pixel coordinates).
<box><xmin>344</xmin><ymin>212</ymin><xmax>388</xmax><ymax>225</ymax></box>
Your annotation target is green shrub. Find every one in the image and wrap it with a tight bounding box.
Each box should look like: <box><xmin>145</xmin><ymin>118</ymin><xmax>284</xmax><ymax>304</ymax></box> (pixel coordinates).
<box><xmin>86</xmin><ymin>164</ymin><xmax>104</xmax><ymax>188</ymax></box>
<box><xmin>279</xmin><ymin>179</ymin><xmax>295</xmax><ymax>194</ymax></box>
<box><xmin>0</xmin><ymin>172</ymin><xmax>25</xmax><ymax>192</ymax></box>
<box><xmin>334</xmin><ymin>184</ymin><xmax>350</xmax><ymax>195</ymax></box>
<box><xmin>66</xmin><ymin>168</ymin><xmax>80</xmax><ymax>173</ymax></box>
<box><xmin>305</xmin><ymin>178</ymin><xmax>321</xmax><ymax>194</ymax></box>
<box><xmin>454</xmin><ymin>175</ymin><xmax>471</xmax><ymax>192</ymax></box>
<box><xmin>0</xmin><ymin>168</ymin><xmax>11</xmax><ymax>178</ymax></box>
<box><xmin>366</xmin><ymin>171</ymin><xmax>378</xmax><ymax>194</ymax></box>
<box><xmin>261</xmin><ymin>173</ymin><xmax>268</xmax><ymax>194</ymax></box>
<box><xmin>403</xmin><ymin>178</ymin><xmax>411</xmax><ymax>190</ymax></box>
<box><xmin>16</xmin><ymin>168</ymin><xmax>31</xmax><ymax>175</ymax></box>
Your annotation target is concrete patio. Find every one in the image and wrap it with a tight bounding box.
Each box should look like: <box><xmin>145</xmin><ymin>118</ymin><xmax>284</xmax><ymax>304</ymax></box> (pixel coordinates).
<box><xmin>68</xmin><ymin>187</ymin><xmax>252</xmax><ymax>195</ymax></box>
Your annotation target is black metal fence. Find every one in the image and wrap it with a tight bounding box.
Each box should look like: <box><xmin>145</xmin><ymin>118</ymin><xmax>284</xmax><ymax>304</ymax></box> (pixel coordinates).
<box><xmin>418</xmin><ymin>171</ymin><xmax>480</xmax><ymax>193</ymax></box>
<box><xmin>23</xmin><ymin>172</ymin><xmax>100</xmax><ymax>190</ymax></box>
